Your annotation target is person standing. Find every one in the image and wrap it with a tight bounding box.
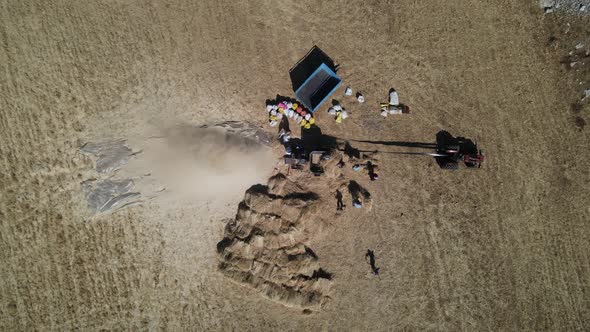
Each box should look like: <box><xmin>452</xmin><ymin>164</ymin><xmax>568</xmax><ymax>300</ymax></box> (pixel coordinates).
<box><xmin>336</xmin><ymin>190</ymin><xmax>345</xmax><ymax>211</ymax></box>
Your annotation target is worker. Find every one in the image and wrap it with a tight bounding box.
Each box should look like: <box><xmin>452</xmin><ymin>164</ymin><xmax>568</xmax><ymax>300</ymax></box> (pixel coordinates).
<box><xmin>336</xmin><ymin>190</ymin><xmax>345</xmax><ymax>211</ymax></box>
<box><xmin>279</xmin><ymin>129</ymin><xmax>290</xmax><ymax>143</ymax></box>
<box><xmin>367</xmin><ymin>161</ymin><xmax>378</xmax><ymax>181</ymax></box>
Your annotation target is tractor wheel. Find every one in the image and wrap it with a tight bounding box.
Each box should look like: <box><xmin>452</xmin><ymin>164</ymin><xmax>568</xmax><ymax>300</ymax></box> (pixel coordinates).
<box><xmin>441</xmin><ymin>161</ymin><xmax>459</xmax><ymax>170</ymax></box>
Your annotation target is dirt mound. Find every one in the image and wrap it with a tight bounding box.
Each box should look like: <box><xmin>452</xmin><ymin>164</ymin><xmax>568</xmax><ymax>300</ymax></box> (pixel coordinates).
<box><xmin>217</xmin><ymin>174</ymin><xmax>332</xmax><ymax>310</ymax></box>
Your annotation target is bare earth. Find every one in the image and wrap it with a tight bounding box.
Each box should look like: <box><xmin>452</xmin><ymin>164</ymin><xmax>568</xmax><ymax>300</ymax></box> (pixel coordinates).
<box><xmin>1</xmin><ymin>0</ymin><xmax>589</xmax><ymax>331</ymax></box>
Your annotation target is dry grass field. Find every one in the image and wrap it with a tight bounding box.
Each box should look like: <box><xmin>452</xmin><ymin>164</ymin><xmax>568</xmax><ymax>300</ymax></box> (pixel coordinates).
<box><xmin>1</xmin><ymin>0</ymin><xmax>589</xmax><ymax>330</ymax></box>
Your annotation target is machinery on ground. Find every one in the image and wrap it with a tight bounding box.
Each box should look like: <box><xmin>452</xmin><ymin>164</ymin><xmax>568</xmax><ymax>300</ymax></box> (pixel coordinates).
<box><xmin>349</xmin><ymin>131</ymin><xmax>484</xmax><ymax>170</ymax></box>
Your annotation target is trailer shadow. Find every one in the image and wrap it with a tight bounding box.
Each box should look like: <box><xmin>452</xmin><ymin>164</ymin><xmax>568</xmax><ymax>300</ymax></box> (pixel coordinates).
<box><xmin>289</xmin><ymin>45</ymin><xmax>339</xmax><ymax>92</ymax></box>
<box><xmin>301</xmin><ymin>124</ymin><xmax>338</xmax><ymax>153</ymax></box>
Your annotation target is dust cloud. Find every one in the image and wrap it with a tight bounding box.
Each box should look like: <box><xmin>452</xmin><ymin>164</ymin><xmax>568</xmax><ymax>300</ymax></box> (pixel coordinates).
<box><xmin>125</xmin><ymin>124</ymin><xmax>276</xmax><ymax>202</ymax></box>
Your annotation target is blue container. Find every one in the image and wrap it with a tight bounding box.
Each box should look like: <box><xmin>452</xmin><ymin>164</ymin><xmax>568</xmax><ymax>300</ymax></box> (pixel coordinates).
<box><xmin>294</xmin><ymin>63</ymin><xmax>342</xmax><ymax>113</ymax></box>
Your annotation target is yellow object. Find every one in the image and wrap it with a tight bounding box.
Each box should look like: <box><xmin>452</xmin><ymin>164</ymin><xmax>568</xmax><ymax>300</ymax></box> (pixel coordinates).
<box><xmin>335</xmin><ymin>112</ymin><xmax>342</xmax><ymax>123</ymax></box>
<box><xmin>292</xmin><ymin>103</ymin><xmax>298</xmax><ymax>109</ymax></box>
<box><xmin>304</xmin><ymin>122</ymin><xmax>311</xmax><ymax>129</ymax></box>
<box><xmin>278</xmin><ymin>107</ymin><xmax>284</xmax><ymax>113</ymax></box>
<box><xmin>300</xmin><ymin>119</ymin><xmax>307</xmax><ymax>127</ymax></box>
<box><xmin>270</xmin><ymin>115</ymin><xmax>277</xmax><ymax>121</ymax></box>
<box><xmin>309</xmin><ymin>117</ymin><xmax>315</xmax><ymax>125</ymax></box>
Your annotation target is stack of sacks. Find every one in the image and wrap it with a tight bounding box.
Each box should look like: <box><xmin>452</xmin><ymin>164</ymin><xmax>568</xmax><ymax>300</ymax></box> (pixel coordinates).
<box><xmin>266</xmin><ymin>103</ymin><xmax>282</xmax><ymax>127</ymax></box>
<box><xmin>267</xmin><ymin>99</ymin><xmax>315</xmax><ymax>128</ymax></box>
<box><xmin>279</xmin><ymin>101</ymin><xmax>315</xmax><ymax>129</ymax></box>
<box><xmin>380</xmin><ymin>89</ymin><xmax>409</xmax><ymax>117</ymax></box>
<box><xmin>327</xmin><ymin>103</ymin><xmax>349</xmax><ymax>124</ymax></box>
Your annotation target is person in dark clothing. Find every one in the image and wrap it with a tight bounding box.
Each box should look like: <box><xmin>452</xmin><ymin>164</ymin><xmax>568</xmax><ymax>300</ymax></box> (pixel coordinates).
<box><xmin>365</xmin><ymin>249</ymin><xmax>380</xmax><ymax>275</ymax></box>
<box><xmin>367</xmin><ymin>161</ymin><xmax>378</xmax><ymax>181</ymax></box>
<box><xmin>335</xmin><ymin>189</ymin><xmax>345</xmax><ymax>211</ymax></box>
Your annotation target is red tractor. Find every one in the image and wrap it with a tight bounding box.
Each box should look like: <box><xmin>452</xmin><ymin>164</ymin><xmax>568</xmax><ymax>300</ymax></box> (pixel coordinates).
<box><xmin>347</xmin><ymin>131</ymin><xmax>485</xmax><ymax>170</ymax></box>
<box><xmin>435</xmin><ymin>134</ymin><xmax>484</xmax><ymax>170</ymax></box>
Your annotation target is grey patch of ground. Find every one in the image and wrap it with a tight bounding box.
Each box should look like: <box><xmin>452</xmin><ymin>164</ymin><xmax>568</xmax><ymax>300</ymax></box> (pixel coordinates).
<box><xmin>82</xmin><ymin>179</ymin><xmax>141</xmax><ymax>214</ymax></box>
<box><xmin>539</xmin><ymin>0</ymin><xmax>590</xmax><ymax>14</ymax></box>
<box><xmin>80</xmin><ymin>140</ymin><xmax>134</xmax><ymax>173</ymax></box>
<box><xmin>80</xmin><ymin>140</ymin><xmax>141</xmax><ymax>215</ymax></box>
<box><xmin>206</xmin><ymin>121</ymin><xmax>274</xmax><ymax>146</ymax></box>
